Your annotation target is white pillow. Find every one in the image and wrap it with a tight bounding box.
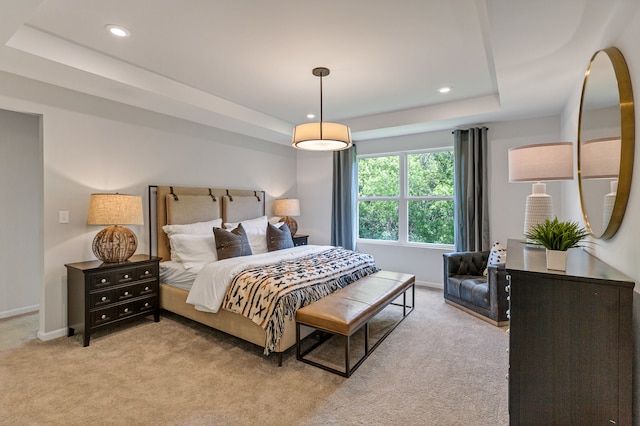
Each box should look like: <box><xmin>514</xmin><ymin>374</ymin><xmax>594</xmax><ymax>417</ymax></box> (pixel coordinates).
<box><xmin>484</xmin><ymin>241</ymin><xmax>507</xmax><ymax>276</ymax></box>
<box><xmin>162</xmin><ymin>218</ymin><xmax>223</xmax><ymax>236</ymax></box>
<box><xmin>168</xmin><ymin>233</ymin><xmax>217</xmax><ymax>270</ymax></box>
<box><xmin>163</xmin><ymin>219</ymin><xmax>222</xmax><ymax>262</ymax></box>
<box><xmin>224</xmin><ymin>215</ymin><xmax>269</xmax><ymax>254</ymax></box>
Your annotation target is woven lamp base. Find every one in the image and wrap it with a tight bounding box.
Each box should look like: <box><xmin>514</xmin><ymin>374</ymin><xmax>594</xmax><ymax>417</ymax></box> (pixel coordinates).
<box><xmin>92</xmin><ymin>225</ymin><xmax>138</xmax><ymax>263</ymax></box>
<box><xmin>279</xmin><ymin>216</ymin><xmax>298</xmax><ymax>236</ymax></box>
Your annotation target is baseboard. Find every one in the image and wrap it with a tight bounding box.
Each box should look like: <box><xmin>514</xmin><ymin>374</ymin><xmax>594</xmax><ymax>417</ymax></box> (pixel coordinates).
<box><xmin>37</xmin><ymin>327</ymin><xmax>68</xmax><ymax>341</ymax></box>
<box><xmin>415</xmin><ymin>280</ymin><xmax>442</xmax><ymax>289</ymax></box>
<box><xmin>0</xmin><ymin>304</ymin><xmax>39</xmax><ymax>320</ymax></box>
<box><xmin>444</xmin><ymin>299</ymin><xmax>508</xmax><ymax>327</ymax></box>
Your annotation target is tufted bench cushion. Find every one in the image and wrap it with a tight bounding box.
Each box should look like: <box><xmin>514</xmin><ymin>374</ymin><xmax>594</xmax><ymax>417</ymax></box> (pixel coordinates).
<box><xmin>296</xmin><ymin>271</ymin><xmax>415</xmax><ymax>377</ymax></box>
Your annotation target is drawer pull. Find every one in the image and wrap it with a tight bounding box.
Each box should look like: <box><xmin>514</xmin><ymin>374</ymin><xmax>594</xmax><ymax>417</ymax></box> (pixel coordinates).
<box><xmin>101</xmin><ymin>314</ymin><xmax>107</xmax><ymax>320</ymax></box>
<box><xmin>101</xmin><ymin>296</ymin><xmax>107</xmax><ymax>302</ymax></box>
<box><xmin>124</xmin><ymin>291</ymin><xmax>129</xmax><ymax>296</ymax></box>
<box><xmin>144</xmin><ymin>302</ymin><xmax>150</xmax><ymax>308</ymax></box>
<box><xmin>144</xmin><ymin>286</ymin><xmax>150</xmax><ymax>291</ymax></box>
<box><xmin>124</xmin><ymin>308</ymin><xmax>129</xmax><ymax>313</ymax></box>
<box><xmin>101</xmin><ymin>278</ymin><xmax>107</xmax><ymax>284</ymax></box>
<box><xmin>124</xmin><ymin>274</ymin><xmax>129</xmax><ymax>279</ymax></box>
<box><xmin>144</xmin><ymin>270</ymin><xmax>150</xmax><ymax>275</ymax></box>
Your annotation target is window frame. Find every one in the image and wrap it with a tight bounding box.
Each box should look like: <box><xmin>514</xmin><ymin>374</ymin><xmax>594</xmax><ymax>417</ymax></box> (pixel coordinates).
<box><xmin>356</xmin><ymin>147</ymin><xmax>454</xmax><ymax>248</ymax></box>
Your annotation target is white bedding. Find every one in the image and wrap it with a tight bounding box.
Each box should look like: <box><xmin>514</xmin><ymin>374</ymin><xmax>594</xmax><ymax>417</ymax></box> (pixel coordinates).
<box><xmin>159</xmin><ymin>261</ymin><xmax>200</xmax><ymax>290</ymax></box>
<box><xmin>186</xmin><ymin>245</ymin><xmax>332</xmax><ymax>313</ymax></box>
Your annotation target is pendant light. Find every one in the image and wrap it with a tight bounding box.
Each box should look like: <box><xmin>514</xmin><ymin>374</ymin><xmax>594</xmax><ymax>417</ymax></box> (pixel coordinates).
<box><xmin>292</xmin><ymin>67</ymin><xmax>352</xmax><ymax>151</ymax></box>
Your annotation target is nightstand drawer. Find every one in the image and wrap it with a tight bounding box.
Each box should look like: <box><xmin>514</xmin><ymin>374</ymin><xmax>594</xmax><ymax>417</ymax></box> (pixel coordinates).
<box><xmin>114</xmin><ymin>286</ymin><xmax>136</xmax><ymax>302</ymax></box>
<box><xmin>136</xmin><ymin>264</ymin><xmax>157</xmax><ymax>280</ymax></box>
<box><xmin>136</xmin><ymin>297</ymin><xmax>158</xmax><ymax>313</ymax></box>
<box><xmin>136</xmin><ymin>282</ymin><xmax>156</xmax><ymax>297</ymax></box>
<box><xmin>90</xmin><ymin>273</ymin><xmax>113</xmax><ymax>290</ymax></box>
<box><xmin>90</xmin><ymin>290</ymin><xmax>114</xmax><ymax>308</ymax></box>
<box><xmin>115</xmin><ymin>270</ymin><xmax>135</xmax><ymax>284</ymax></box>
<box><xmin>91</xmin><ymin>307</ymin><xmax>116</xmax><ymax>327</ymax></box>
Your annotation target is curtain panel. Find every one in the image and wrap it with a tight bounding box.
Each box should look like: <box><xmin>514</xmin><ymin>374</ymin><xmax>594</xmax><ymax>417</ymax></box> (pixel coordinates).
<box><xmin>453</xmin><ymin>127</ymin><xmax>490</xmax><ymax>252</ymax></box>
<box><xmin>331</xmin><ymin>144</ymin><xmax>357</xmax><ymax>250</ymax></box>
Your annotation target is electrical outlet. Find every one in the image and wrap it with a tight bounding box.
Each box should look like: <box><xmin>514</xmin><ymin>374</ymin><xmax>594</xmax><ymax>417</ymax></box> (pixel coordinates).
<box><xmin>59</xmin><ymin>211</ymin><xmax>69</xmax><ymax>224</ymax></box>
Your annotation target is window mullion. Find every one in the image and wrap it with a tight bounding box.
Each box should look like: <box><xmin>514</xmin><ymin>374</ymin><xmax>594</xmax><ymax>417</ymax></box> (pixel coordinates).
<box><xmin>398</xmin><ymin>153</ymin><xmax>408</xmax><ymax>243</ymax></box>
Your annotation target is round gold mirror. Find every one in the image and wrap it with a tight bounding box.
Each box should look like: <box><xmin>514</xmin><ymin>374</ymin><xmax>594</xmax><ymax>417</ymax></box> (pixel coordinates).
<box><xmin>578</xmin><ymin>47</ymin><xmax>634</xmax><ymax>239</ymax></box>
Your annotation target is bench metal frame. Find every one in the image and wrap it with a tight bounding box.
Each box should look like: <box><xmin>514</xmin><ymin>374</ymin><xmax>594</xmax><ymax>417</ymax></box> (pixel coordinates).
<box><xmin>296</xmin><ymin>283</ymin><xmax>415</xmax><ymax>377</ymax></box>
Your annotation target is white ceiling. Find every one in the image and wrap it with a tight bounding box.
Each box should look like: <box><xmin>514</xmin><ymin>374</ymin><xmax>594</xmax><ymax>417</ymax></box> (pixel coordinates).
<box><xmin>0</xmin><ymin>0</ymin><xmax>635</xmax><ymax>145</ymax></box>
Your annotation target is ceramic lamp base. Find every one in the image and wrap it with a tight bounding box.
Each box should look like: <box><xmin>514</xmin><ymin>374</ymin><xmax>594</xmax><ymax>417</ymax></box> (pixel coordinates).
<box><xmin>279</xmin><ymin>216</ymin><xmax>298</xmax><ymax>236</ymax></box>
<box><xmin>92</xmin><ymin>225</ymin><xmax>137</xmax><ymax>263</ymax></box>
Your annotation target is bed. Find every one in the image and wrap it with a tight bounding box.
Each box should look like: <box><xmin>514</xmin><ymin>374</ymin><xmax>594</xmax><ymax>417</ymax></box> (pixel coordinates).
<box><xmin>149</xmin><ymin>185</ymin><xmax>379</xmax><ymax>364</ymax></box>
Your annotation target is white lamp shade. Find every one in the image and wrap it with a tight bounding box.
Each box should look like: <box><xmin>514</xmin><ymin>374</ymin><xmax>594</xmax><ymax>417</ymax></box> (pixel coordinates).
<box><xmin>273</xmin><ymin>199</ymin><xmax>300</xmax><ymax>217</ymax></box>
<box><xmin>87</xmin><ymin>194</ymin><xmax>144</xmax><ymax>225</ymax></box>
<box><xmin>292</xmin><ymin>122</ymin><xmax>352</xmax><ymax>151</ymax></box>
<box><xmin>580</xmin><ymin>137</ymin><xmax>621</xmax><ymax>179</ymax></box>
<box><xmin>508</xmin><ymin>142</ymin><xmax>574</xmax><ymax>182</ymax></box>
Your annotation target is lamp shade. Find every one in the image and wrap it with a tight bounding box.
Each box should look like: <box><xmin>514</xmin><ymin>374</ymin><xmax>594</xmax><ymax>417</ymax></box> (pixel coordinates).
<box><xmin>508</xmin><ymin>142</ymin><xmax>574</xmax><ymax>182</ymax></box>
<box><xmin>273</xmin><ymin>199</ymin><xmax>300</xmax><ymax>217</ymax></box>
<box><xmin>292</xmin><ymin>122</ymin><xmax>352</xmax><ymax>151</ymax></box>
<box><xmin>87</xmin><ymin>193</ymin><xmax>144</xmax><ymax>225</ymax></box>
<box><xmin>580</xmin><ymin>137</ymin><xmax>621</xmax><ymax>179</ymax></box>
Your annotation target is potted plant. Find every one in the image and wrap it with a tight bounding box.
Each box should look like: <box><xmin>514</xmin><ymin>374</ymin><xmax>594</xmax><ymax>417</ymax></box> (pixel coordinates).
<box><xmin>524</xmin><ymin>218</ymin><xmax>590</xmax><ymax>271</ymax></box>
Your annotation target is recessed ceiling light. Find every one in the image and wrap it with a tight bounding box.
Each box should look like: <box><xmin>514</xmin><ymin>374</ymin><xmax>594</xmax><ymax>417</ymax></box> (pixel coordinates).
<box><xmin>306</xmin><ymin>113</ymin><xmax>315</xmax><ymax>119</ymax></box>
<box><xmin>438</xmin><ymin>86</ymin><xmax>452</xmax><ymax>94</ymax></box>
<box><xmin>105</xmin><ymin>24</ymin><xmax>130</xmax><ymax>38</ymax></box>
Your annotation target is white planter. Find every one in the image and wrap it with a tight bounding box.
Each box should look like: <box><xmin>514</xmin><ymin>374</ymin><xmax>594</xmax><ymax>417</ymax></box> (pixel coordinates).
<box><xmin>546</xmin><ymin>249</ymin><xmax>568</xmax><ymax>271</ymax></box>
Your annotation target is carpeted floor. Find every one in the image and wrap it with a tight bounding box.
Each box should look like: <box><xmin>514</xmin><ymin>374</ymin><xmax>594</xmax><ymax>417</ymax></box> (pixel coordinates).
<box><xmin>0</xmin><ymin>287</ymin><xmax>509</xmax><ymax>425</ymax></box>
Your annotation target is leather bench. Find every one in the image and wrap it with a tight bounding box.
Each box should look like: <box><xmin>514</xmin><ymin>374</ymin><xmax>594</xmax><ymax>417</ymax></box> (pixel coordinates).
<box><xmin>295</xmin><ymin>271</ymin><xmax>415</xmax><ymax>377</ymax></box>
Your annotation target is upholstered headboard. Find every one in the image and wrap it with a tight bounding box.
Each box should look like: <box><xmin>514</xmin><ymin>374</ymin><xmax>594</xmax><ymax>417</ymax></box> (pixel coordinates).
<box><xmin>151</xmin><ymin>185</ymin><xmax>265</xmax><ymax>261</ymax></box>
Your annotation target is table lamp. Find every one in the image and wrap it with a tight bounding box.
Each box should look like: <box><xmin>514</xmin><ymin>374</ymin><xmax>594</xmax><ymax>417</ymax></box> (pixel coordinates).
<box><xmin>580</xmin><ymin>137</ymin><xmax>621</xmax><ymax>228</ymax></box>
<box><xmin>508</xmin><ymin>142</ymin><xmax>574</xmax><ymax>235</ymax></box>
<box><xmin>273</xmin><ymin>198</ymin><xmax>300</xmax><ymax>236</ymax></box>
<box><xmin>87</xmin><ymin>193</ymin><xmax>144</xmax><ymax>263</ymax></box>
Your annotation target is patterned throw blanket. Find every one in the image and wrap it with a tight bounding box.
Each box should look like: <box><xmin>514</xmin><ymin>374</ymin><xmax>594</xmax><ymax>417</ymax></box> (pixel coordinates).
<box><xmin>222</xmin><ymin>247</ymin><xmax>379</xmax><ymax>354</ymax></box>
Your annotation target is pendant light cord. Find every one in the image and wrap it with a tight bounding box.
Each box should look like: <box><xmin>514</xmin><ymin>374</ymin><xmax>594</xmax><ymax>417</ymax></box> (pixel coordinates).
<box><xmin>319</xmin><ymin>72</ymin><xmax>323</xmax><ymax>139</ymax></box>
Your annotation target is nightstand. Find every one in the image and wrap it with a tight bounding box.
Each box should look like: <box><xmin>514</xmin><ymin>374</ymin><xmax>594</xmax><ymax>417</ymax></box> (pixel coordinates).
<box><xmin>66</xmin><ymin>254</ymin><xmax>161</xmax><ymax>346</ymax></box>
<box><xmin>292</xmin><ymin>234</ymin><xmax>309</xmax><ymax>246</ymax></box>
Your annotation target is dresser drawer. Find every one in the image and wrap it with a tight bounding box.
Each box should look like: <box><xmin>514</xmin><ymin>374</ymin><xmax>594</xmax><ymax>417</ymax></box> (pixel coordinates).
<box><xmin>90</xmin><ymin>290</ymin><xmax>114</xmax><ymax>308</ymax></box>
<box><xmin>136</xmin><ymin>282</ymin><xmax>156</xmax><ymax>297</ymax></box>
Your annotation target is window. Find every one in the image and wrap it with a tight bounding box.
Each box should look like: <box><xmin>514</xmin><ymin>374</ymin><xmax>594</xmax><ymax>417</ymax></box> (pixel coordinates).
<box><xmin>357</xmin><ymin>149</ymin><xmax>454</xmax><ymax>245</ymax></box>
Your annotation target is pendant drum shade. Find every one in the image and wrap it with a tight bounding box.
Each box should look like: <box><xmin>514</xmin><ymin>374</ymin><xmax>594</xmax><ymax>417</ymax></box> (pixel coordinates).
<box><xmin>292</xmin><ymin>67</ymin><xmax>352</xmax><ymax>151</ymax></box>
<box><xmin>87</xmin><ymin>193</ymin><xmax>144</xmax><ymax>263</ymax></box>
<box><xmin>292</xmin><ymin>122</ymin><xmax>352</xmax><ymax>151</ymax></box>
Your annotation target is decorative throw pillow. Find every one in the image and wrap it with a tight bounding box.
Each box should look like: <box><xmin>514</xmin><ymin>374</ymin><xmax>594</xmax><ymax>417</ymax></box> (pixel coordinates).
<box><xmin>266</xmin><ymin>222</ymin><xmax>294</xmax><ymax>252</ymax></box>
<box><xmin>484</xmin><ymin>241</ymin><xmax>507</xmax><ymax>276</ymax></box>
<box><xmin>214</xmin><ymin>223</ymin><xmax>252</xmax><ymax>260</ymax></box>
<box><xmin>224</xmin><ymin>215</ymin><xmax>269</xmax><ymax>254</ymax></box>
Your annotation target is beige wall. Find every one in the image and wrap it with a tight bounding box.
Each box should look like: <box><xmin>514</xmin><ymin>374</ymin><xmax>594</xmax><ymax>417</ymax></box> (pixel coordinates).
<box><xmin>0</xmin><ymin>109</ymin><xmax>41</xmax><ymax>318</ymax></box>
<box><xmin>0</xmin><ymin>71</ymin><xmax>297</xmax><ymax>339</ymax></box>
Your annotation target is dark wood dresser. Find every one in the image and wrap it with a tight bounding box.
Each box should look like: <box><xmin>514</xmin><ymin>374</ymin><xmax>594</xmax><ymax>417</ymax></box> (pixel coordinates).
<box><xmin>66</xmin><ymin>254</ymin><xmax>161</xmax><ymax>346</ymax></box>
<box><xmin>505</xmin><ymin>239</ymin><xmax>634</xmax><ymax>425</ymax></box>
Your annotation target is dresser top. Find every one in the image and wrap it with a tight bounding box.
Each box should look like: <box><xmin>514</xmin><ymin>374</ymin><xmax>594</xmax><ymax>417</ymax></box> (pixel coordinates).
<box><xmin>506</xmin><ymin>239</ymin><xmax>634</xmax><ymax>287</ymax></box>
